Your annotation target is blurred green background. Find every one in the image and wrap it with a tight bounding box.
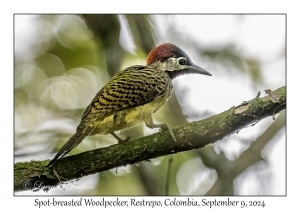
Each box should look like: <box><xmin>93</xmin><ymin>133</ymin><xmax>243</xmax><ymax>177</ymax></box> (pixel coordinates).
<box><xmin>14</xmin><ymin>14</ymin><xmax>286</xmax><ymax>195</ymax></box>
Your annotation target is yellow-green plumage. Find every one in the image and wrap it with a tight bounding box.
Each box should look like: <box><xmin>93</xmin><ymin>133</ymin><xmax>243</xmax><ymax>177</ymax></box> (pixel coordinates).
<box><xmin>47</xmin><ymin>64</ymin><xmax>173</xmax><ymax>166</ymax></box>
<box><xmin>80</xmin><ymin>64</ymin><xmax>173</xmax><ymax>135</ymax></box>
<box><xmin>47</xmin><ymin>43</ymin><xmax>211</xmax><ymax>167</ymax></box>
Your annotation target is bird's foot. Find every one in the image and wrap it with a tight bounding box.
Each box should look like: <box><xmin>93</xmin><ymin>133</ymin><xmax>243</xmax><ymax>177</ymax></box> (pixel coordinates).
<box><xmin>110</xmin><ymin>132</ymin><xmax>131</xmax><ymax>145</ymax></box>
<box><xmin>145</xmin><ymin>120</ymin><xmax>177</xmax><ymax>142</ymax></box>
<box><xmin>159</xmin><ymin>124</ymin><xmax>177</xmax><ymax>142</ymax></box>
<box><xmin>117</xmin><ymin>136</ymin><xmax>131</xmax><ymax>145</ymax></box>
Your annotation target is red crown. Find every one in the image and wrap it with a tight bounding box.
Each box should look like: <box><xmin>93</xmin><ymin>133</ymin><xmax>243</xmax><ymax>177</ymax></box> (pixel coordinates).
<box><xmin>147</xmin><ymin>43</ymin><xmax>189</xmax><ymax>65</ymax></box>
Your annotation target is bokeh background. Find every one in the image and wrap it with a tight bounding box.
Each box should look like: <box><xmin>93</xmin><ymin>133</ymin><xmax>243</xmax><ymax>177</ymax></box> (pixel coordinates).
<box><xmin>14</xmin><ymin>14</ymin><xmax>286</xmax><ymax>195</ymax></box>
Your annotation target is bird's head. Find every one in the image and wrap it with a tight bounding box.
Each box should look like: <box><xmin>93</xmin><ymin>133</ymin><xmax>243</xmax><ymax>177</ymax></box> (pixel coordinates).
<box><xmin>146</xmin><ymin>43</ymin><xmax>212</xmax><ymax>79</ymax></box>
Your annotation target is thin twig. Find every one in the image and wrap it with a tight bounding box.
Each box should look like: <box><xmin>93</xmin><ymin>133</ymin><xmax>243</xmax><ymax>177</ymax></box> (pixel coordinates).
<box><xmin>165</xmin><ymin>155</ymin><xmax>174</xmax><ymax>195</ymax></box>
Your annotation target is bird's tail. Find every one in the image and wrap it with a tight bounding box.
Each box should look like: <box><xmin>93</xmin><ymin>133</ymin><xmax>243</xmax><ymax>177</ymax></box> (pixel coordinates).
<box><xmin>46</xmin><ymin>130</ymin><xmax>89</xmax><ymax>167</ymax></box>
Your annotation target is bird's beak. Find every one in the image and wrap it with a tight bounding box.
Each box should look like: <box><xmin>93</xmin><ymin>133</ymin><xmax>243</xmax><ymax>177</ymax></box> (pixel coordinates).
<box><xmin>188</xmin><ymin>64</ymin><xmax>212</xmax><ymax>76</ymax></box>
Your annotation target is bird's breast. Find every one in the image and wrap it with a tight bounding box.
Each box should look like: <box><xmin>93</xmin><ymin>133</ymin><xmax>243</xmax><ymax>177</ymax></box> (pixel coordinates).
<box><xmin>90</xmin><ymin>87</ymin><xmax>172</xmax><ymax>135</ymax></box>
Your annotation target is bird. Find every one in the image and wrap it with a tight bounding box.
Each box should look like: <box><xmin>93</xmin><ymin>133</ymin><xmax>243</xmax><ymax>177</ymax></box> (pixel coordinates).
<box><xmin>46</xmin><ymin>43</ymin><xmax>212</xmax><ymax>167</ymax></box>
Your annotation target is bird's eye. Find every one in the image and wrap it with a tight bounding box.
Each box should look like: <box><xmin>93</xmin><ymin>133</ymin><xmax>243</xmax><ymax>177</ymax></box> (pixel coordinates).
<box><xmin>178</xmin><ymin>58</ymin><xmax>187</xmax><ymax>65</ymax></box>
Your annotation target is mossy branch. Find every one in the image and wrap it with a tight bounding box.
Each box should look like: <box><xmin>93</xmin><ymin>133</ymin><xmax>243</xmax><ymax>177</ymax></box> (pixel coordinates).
<box><xmin>14</xmin><ymin>86</ymin><xmax>286</xmax><ymax>192</ymax></box>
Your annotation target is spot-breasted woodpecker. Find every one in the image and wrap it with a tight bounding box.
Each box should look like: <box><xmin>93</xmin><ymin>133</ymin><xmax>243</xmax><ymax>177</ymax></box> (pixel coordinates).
<box><xmin>47</xmin><ymin>43</ymin><xmax>212</xmax><ymax>167</ymax></box>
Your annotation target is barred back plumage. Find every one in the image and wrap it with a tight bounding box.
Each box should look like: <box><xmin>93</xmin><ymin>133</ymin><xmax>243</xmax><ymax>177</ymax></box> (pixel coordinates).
<box><xmin>47</xmin><ymin>65</ymin><xmax>173</xmax><ymax>166</ymax></box>
<box><xmin>47</xmin><ymin>43</ymin><xmax>211</xmax><ymax>167</ymax></box>
<box><xmin>78</xmin><ymin>65</ymin><xmax>173</xmax><ymax>135</ymax></box>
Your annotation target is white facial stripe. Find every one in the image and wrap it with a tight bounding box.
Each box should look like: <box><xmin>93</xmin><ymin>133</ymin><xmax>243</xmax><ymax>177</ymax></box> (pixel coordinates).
<box><xmin>164</xmin><ymin>57</ymin><xmax>188</xmax><ymax>71</ymax></box>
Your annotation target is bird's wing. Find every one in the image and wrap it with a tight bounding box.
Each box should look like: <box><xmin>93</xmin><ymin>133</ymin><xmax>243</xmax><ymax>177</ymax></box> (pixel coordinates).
<box><xmin>77</xmin><ymin>65</ymin><xmax>169</xmax><ymax>131</ymax></box>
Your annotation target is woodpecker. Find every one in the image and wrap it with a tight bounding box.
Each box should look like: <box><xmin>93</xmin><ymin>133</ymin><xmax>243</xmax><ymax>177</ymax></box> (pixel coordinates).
<box><xmin>47</xmin><ymin>43</ymin><xmax>211</xmax><ymax>167</ymax></box>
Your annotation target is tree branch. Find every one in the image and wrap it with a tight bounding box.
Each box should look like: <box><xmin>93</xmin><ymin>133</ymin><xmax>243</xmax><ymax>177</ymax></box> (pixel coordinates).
<box><xmin>14</xmin><ymin>86</ymin><xmax>286</xmax><ymax>192</ymax></box>
<box><xmin>202</xmin><ymin>110</ymin><xmax>285</xmax><ymax>195</ymax></box>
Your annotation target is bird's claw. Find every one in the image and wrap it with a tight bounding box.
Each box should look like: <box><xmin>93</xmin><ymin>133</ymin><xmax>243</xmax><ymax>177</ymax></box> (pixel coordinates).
<box><xmin>159</xmin><ymin>127</ymin><xmax>166</xmax><ymax>134</ymax></box>
<box><xmin>159</xmin><ymin>124</ymin><xmax>177</xmax><ymax>142</ymax></box>
<box><xmin>118</xmin><ymin>136</ymin><xmax>131</xmax><ymax>145</ymax></box>
<box><xmin>125</xmin><ymin>136</ymin><xmax>132</xmax><ymax>142</ymax></box>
